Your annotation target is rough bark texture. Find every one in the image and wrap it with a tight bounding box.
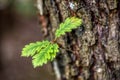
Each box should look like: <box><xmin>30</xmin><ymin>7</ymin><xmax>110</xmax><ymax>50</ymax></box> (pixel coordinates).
<box><xmin>38</xmin><ymin>0</ymin><xmax>120</xmax><ymax>80</ymax></box>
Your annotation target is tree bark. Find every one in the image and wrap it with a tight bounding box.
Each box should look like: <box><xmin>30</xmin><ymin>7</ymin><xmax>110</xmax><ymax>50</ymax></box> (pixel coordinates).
<box><xmin>38</xmin><ymin>0</ymin><xmax>120</xmax><ymax>80</ymax></box>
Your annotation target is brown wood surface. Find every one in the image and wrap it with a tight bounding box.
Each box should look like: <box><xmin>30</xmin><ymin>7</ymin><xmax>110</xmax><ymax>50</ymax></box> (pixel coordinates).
<box><xmin>39</xmin><ymin>0</ymin><xmax>120</xmax><ymax>80</ymax></box>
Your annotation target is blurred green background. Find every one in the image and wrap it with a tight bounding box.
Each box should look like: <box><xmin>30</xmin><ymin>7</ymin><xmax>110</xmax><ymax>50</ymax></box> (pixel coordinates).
<box><xmin>0</xmin><ymin>0</ymin><xmax>55</xmax><ymax>80</ymax></box>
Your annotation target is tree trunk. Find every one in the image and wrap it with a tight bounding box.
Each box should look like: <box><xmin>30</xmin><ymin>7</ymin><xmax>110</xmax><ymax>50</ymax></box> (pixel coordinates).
<box><xmin>38</xmin><ymin>0</ymin><xmax>120</xmax><ymax>80</ymax></box>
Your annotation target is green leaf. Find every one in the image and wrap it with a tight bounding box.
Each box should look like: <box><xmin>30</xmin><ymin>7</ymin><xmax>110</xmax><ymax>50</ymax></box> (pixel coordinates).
<box><xmin>21</xmin><ymin>40</ymin><xmax>59</xmax><ymax>68</ymax></box>
<box><xmin>55</xmin><ymin>17</ymin><xmax>82</xmax><ymax>38</ymax></box>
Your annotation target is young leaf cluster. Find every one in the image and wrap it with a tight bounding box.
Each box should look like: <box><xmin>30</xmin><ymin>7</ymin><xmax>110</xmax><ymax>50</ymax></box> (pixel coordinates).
<box><xmin>55</xmin><ymin>17</ymin><xmax>82</xmax><ymax>38</ymax></box>
<box><xmin>22</xmin><ymin>41</ymin><xmax>59</xmax><ymax>68</ymax></box>
<box><xmin>21</xmin><ymin>17</ymin><xmax>82</xmax><ymax>68</ymax></box>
